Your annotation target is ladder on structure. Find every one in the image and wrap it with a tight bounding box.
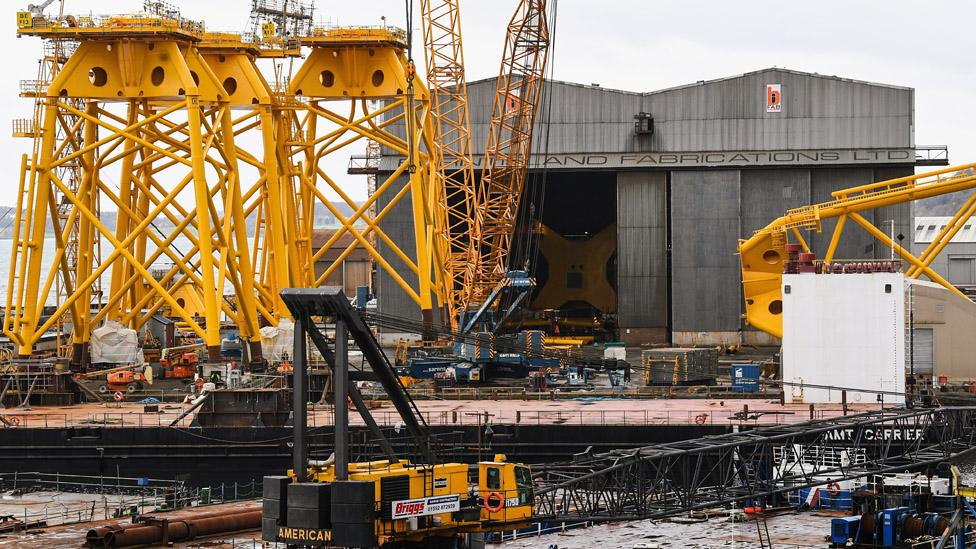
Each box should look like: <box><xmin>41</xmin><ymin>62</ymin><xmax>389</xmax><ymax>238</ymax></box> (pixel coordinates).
<box><xmin>753</xmin><ymin>513</ymin><xmax>773</xmax><ymax>549</ymax></box>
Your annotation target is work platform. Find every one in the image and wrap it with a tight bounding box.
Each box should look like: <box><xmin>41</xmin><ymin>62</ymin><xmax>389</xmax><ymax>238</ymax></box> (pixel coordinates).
<box><xmin>0</xmin><ymin>399</ymin><xmax>875</xmax><ymax>429</ymax></box>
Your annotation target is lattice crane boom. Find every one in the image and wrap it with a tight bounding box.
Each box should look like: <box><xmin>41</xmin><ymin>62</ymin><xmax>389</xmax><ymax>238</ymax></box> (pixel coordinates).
<box><xmin>469</xmin><ymin>0</ymin><xmax>550</xmax><ymax>307</ymax></box>
<box><xmin>419</xmin><ymin>0</ymin><xmax>478</xmax><ymax>327</ymax></box>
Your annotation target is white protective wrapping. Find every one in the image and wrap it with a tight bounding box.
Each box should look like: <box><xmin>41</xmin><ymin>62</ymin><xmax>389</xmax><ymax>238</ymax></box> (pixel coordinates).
<box><xmin>90</xmin><ymin>320</ymin><xmax>144</xmax><ymax>365</ymax></box>
<box><xmin>260</xmin><ymin>318</ymin><xmax>295</xmax><ymax>361</ymax></box>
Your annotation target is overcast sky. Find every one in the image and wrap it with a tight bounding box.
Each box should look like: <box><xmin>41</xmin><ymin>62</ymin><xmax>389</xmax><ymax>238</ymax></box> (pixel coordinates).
<box><xmin>2</xmin><ymin>0</ymin><xmax>973</xmax><ymax>206</ymax></box>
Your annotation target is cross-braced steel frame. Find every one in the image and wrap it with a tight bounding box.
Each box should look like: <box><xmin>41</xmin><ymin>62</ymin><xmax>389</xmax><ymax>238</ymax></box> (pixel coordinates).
<box><xmin>420</xmin><ymin>0</ymin><xmax>478</xmax><ymax>327</ymax></box>
<box><xmin>284</xmin><ymin>28</ymin><xmax>448</xmax><ymax>329</ymax></box>
<box><xmin>741</xmin><ymin>164</ymin><xmax>976</xmax><ymax>338</ymax></box>
<box><xmin>9</xmin><ymin>13</ymin><xmax>450</xmax><ymax>362</ymax></box>
<box><xmin>533</xmin><ymin>407</ymin><xmax>976</xmax><ymax>522</ymax></box>
<box><xmin>8</xmin><ymin>20</ymin><xmax>264</xmax><ymax>361</ymax></box>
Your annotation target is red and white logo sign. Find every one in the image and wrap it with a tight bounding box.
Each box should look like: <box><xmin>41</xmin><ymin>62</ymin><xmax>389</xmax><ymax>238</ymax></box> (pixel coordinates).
<box><xmin>113</xmin><ymin>391</ymin><xmax>124</xmax><ymax>402</ymax></box>
<box><xmin>391</xmin><ymin>495</ymin><xmax>461</xmax><ymax>520</ymax></box>
<box><xmin>504</xmin><ymin>89</ymin><xmax>522</xmax><ymax>114</ymax></box>
<box><xmin>766</xmin><ymin>84</ymin><xmax>782</xmax><ymax>113</ymax></box>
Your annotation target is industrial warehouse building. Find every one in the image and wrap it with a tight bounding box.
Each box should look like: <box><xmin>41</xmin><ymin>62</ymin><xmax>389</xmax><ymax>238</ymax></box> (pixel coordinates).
<box><xmin>377</xmin><ymin>67</ymin><xmax>943</xmax><ymax>345</ymax></box>
<box><xmin>912</xmin><ymin>216</ymin><xmax>976</xmax><ymax>290</ymax></box>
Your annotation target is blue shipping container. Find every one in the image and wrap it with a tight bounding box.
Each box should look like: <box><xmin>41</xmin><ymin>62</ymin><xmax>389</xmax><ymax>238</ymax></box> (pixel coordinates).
<box><xmin>731</xmin><ymin>363</ymin><xmax>760</xmax><ymax>393</ymax></box>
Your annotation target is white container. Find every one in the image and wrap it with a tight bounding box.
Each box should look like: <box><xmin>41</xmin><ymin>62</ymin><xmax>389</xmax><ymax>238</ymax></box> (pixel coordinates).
<box><xmin>782</xmin><ymin>272</ymin><xmax>905</xmax><ymax>404</ymax></box>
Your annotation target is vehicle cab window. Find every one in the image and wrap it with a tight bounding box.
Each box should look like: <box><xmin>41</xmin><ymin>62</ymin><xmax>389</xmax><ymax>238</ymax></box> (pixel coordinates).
<box><xmin>515</xmin><ymin>465</ymin><xmax>533</xmax><ymax>505</ymax></box>
<box><xmin>486</xmin><ymin>466</ymin><xmax>501</xmax><ymax>490</ymax></box>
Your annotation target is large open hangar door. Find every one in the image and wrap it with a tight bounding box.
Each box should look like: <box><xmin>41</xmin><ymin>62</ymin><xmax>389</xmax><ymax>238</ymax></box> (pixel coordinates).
<box><xmin>512</xmin><ymin>170</ymin><xmax>617</xmax><ymax>337</ymax></box>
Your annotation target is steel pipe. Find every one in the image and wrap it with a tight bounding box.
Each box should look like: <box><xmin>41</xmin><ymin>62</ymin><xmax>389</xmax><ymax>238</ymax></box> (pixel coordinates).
<box><xmin>85</xmin><ymin>507</ymin><xmax>260</xmax><ymax>548</ymax></box>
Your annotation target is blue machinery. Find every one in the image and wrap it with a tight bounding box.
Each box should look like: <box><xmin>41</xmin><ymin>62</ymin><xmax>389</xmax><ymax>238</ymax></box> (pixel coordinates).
<box><xmin>831</xmin><ymin>507</ymin><xmax>972</xmax><ymax>548</ymax></box>
<box><xmin>404</xmin><ymin>271</ymin><xmax>577</xmax><ymax>381</ymax></box>
<box><xmin>458</xmin><ymin>271</ymin><xmax>534</xmax><ymax>337</ymax></box>
<box><xmin>829</xmin><ymin>467</ymin><xmax>976</xmax><ymax>548</ymax></box>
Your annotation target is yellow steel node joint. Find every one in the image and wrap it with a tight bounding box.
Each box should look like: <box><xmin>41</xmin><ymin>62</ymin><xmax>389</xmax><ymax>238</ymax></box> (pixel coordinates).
<box><xmin>284</xmin><ymin>26</ymin><xmax>444</xmax><ymax>319</ymax></box>
<box><xmin>740</xmin><ymin>163</ymin><xmax>976</xmax><ymax>340</ymax></box>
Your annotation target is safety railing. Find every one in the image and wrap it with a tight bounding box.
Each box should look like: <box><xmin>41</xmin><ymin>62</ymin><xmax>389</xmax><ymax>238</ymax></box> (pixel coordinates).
<box><xmin>0</xmin><ymin>410</ymin><xmax>194</xmax><ymax>429</ymax></box>
<box><xmin>43</xmin><ymin>39</ymin><xmax>77</xmax><ymax>59</ymax></box>
<box><xmin>22</xmin><ymin>14</ymin><xmax>205</xmax><ymax>37</ymax></box>
<box><xmin>413</xmin><ymin>384</ymin><xmax>775</xmax><ymax>400</ymax></box>
<box><xmin>1</xmin><ymin>471</ymin><xmax>181</xmax><ymax>494</ymax></box>
<box><xmin>0</xmin><ymin>472</ymin><xmax>260</xmax><ymax>530</ymax></box>
<box><xmin>915</xmin><ymin>145</ymin><xmax>949</xmax><ymax>166</ymax></box>
<box><xmin>308</xmin><ymin>25</ymin><xmax>408</xmax><ymax>44</ymax></box>
<box><xmin>348</xmin><ymin>154</ymin><xmax>379</xmax><ymax>175</ymax></box>
<box><xmin>487</xmin><ymin>519</ymin><xmax>592</xmax><ymax>542</ymax></box>
<box><xmin>19</xmin><ymin>80</ymin><xmax>46</xmax><ymax>95</ymax></box>
<box><xmin>317</xmin><ymin>407</ymin><xmax>838</xmax><ymax>427</ymax></box>
<box><xmin>0</xmin><ymin>403</ymin><xmax>852</xmax><ymax>429</ymax></box>
<box><xmin>11</xmin><ymin>119</ymin><xmax>37</xmax><ymax>138</ymax></box>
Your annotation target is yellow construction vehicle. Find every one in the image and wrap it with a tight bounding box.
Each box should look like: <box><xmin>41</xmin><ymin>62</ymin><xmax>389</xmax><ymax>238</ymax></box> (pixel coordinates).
<box><xmin>263</xmin><ymin>289</ymin><xmax>535</xmax><ymax>548</ymax></box>
<box><xmin>274</xmin><ymin>456</ymin><xmax>533</xmax><ymax>546</ymax></box>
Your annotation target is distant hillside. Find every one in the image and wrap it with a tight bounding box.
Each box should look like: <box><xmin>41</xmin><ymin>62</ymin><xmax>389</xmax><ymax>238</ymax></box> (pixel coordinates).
<box><xmin>914</xmin><ymin>192</ymin><xmax>973</xmax><ymax>217</ymax></box>
<box><xmin>0</xmin><ymin>202</ymin><xmax>362</xmax><ymax>239</ymax></box>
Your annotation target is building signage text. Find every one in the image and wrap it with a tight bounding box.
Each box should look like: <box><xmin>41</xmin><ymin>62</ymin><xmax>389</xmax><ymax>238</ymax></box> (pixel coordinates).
<box><xmin>521</xmin><ymin>149</ymin><xmax>914</xmax><ymax>169</ymax></box>
<box><xmin>384</xmin><ymin>149</ymin><xmax>916</xmax><ymax>171</ymax></box>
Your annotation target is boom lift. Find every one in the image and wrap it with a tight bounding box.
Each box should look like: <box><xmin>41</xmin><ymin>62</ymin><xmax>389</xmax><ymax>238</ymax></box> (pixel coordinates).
<box><xmin>262</xmin><ymin>288</ymin><xmax>534</xmax><ymax>547</ymax></box>
<box><xmin>739</xmin><ymin>164</ymin><xmax>976</xmax><ymax>338</ymax></box>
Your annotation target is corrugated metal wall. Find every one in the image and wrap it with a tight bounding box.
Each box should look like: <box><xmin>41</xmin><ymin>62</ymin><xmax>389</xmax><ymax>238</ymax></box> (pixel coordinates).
<box><xmin>670</xmin><ymin>170</ymin><xmax>742</xmax><ymax>332</ymax></box>
<box><xmin>616</xmin><ymin>171</ymin><xmax>667</xmax><ymax>327</ymax></box>
<box><xmin>464</xmin><ymin>68</ymin><xmax>913</xmax><ymax>156</ymax></box>
<box><xmin>740</xmin><ymin>169</ymin><xmax>812</xmax><ymax>237</ymax></box>
<box><xmin>808</xmin><ymin>167</ymin><xmax>876</xmax><ymax>259</ymax></box>
<box><xmin>467</xmin><ymin>79</ymin><xmax>643</xmax><ymax>157</ymax></box>
<box><xmin>374</xmin><ymin>175</ymin><xmax>424</xmax><ymax>324</ymax></box>
<box><xmin>375</xmin><ymin>69</ymin><xmax>916</xmax><ymax>339</ymax></box>
<box><xmin>642</xmin><ymin>69</ymin><xmax>912</xmax><ymax>152</ymax></box>
<box><xmin>872</xmin><ymin>167</ymin><xmax>914</xmax><ymax>259</ymax></box>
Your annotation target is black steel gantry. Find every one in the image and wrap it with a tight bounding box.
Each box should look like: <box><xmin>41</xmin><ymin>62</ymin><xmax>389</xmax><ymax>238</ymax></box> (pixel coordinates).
<box><xmin>533</xmin><ymin>407</ymin><xmax>976</xmax><ymax>522</ymax></box>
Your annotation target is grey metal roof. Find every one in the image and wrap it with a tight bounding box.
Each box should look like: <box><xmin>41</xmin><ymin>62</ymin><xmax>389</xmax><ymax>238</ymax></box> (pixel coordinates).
<box><xmin>646</xmin><ymin>67</ymin><xmax>912</xmax><ymax>95</ymax></box>
<box><xmin>463</xmin><ymin>67</ymin><xmax>914</xmax><ymax>155</ymax></box>
<box><xmin>465</xmin><ymin>67</ymin><xmax>912</xmax><ymax>97</ymax></box>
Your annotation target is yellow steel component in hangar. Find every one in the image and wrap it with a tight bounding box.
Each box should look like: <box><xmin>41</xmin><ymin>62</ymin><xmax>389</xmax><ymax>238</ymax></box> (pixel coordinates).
<box><xmin>284</xmin><ymin>26</ymin><xmax>447</xmax><ymax>328</ymax></box>
<box><xmin>7</xmin><ymin>14</ymin><xmax>261</xmax><ymax>361</ymax></box>
<box><xmin>739</xmin><ymin>164</ymin><xmax>976</xmax><ymax>339</ymax></box>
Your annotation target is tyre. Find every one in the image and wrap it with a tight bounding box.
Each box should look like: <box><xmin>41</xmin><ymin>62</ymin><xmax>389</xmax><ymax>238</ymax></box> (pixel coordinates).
<box><xmin>126</xmin><ymin>383</ymin><xmax>139</xmax><ymax>393</ymax></box>
<box><xmin>97</xmin><ymin>384</ymin><xmax>108</xmax><ymax>394</ymax></box>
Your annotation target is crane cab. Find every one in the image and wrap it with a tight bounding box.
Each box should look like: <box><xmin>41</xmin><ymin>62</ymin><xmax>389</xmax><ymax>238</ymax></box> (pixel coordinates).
<box><xmin>270</xmin><ymin>457</ymin><xmax>534</xmax><ymax>546</ymax></box>
<box><xmin>478</xmin><ymin>455</ymin><xmax>534</xmax><ymax>526</ymax></box>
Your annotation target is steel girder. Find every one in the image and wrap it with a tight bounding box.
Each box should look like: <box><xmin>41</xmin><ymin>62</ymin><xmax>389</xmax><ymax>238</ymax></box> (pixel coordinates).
<box><xmin>532</xmin><ymin>407</ymin><xmax>976</xmax><ymax>522</ymax></box>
